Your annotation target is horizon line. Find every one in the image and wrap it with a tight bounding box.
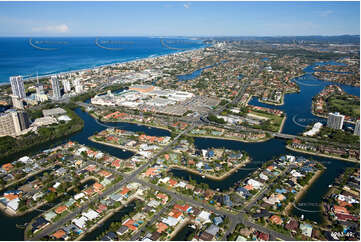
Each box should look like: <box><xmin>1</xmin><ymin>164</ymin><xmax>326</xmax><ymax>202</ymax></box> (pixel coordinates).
<box><xmin>0</xmin><ymin>34</ymin><xmax>359</xmax><ymax>38</ymax></box>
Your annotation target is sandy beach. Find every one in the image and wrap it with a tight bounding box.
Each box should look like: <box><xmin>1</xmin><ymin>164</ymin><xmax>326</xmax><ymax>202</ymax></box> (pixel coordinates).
<box><xmin>278</xmin><ymin>116</ymin><xmax>287</xmax><ymax>133</ymax></box>
<box><xmin>1</xmin><ymin>45</ymin><xmax>206</xmax><ymax>86</ymax></box>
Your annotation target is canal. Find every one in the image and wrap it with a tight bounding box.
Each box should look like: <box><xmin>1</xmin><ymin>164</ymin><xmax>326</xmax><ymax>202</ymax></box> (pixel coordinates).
<box><xmin>0</xmin><ymin>60</ymin><xmax>358</xmax><ymax>239</ymax></box>
<box><xmin>81</xmin><ymin>201</ymin><xmax>136</xmax><ymax>241</ymax></box>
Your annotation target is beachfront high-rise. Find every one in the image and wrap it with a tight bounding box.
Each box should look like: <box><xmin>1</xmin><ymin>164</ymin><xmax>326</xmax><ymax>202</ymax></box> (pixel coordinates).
<box><xmin>62</xmin><ymin>79</ymin><xmax>71</xmax><ymax>93</ymax></box>
<box><xmin>51</xmin><ymin>75</ymin><xmax>62</xmax><ymax>100</ymax></box>
<box><xmin>10</xmin><ymin>76</ymin><xmax>26</xmax><ymax>99</ymax></box>
<box><xmin>73</xmin><ymin>78</ymin><xmax>83</xmax><ymax>94</ymax></box>
<box><xmin>327</xmin><ymin>112</ymin><xmax>345</xmax><ymax>130</ymax></box>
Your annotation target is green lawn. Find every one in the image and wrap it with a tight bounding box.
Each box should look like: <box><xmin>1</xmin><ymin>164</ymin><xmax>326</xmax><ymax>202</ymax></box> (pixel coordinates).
<box><xmin>248</xmin><ymin>110</ymin><xmax>284</xmax><ymax>132</ymax></box>
<box><xmin>327</xmin><ymin>95</ymin><xmax>360</xmax><ymax>119</ymax></box>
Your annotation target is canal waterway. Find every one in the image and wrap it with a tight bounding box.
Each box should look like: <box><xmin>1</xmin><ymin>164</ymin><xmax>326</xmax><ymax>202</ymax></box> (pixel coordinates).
<box><xmin>0</xmin><ymin>60</ymin><xmax>359</xmax><ymax>239</ymax></box>
<box><xmin>177</xmin><ymin>60</ymin><xmax>228</xmax><ymax>81</ymax></box>
<box><xmin>81</xmin><ymin>201</ymin><xmax>136</xmax><ymax>241</ymax></box>
<box><xmin>172</xmin><ymin>224</ymin><xmax>195</xmax><ymax>241</ymax></box>
<box><xmin>249</xmin><ymin>62</ymin><xmax>360</xmax><ymax>135</ymax></box>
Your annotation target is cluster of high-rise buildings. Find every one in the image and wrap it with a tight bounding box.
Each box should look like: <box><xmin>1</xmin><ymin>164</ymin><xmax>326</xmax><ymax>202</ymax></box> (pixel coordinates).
<box><xmin>0</xmin><ymin>74</ymin><xmax>83</xmax><ymax>137</ymax></box>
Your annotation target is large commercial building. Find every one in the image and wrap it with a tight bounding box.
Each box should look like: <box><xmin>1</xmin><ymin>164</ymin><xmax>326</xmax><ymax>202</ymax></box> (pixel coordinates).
<box><xmin>51</xmin><ymin>76</ymin><xmax>62</xmax><ymax>100</ymax></box>
<box><xmin>327</xmin><ymin>112</ymin><xmax>345</xmax><ymax>130</ymax></box>
<box><xmin>354</xmin><ymin>120</ymin><xmax>360</xmax><ymax>136</ymax></box>
<box><xmin>10</xmin><ymin>76</ymin><xmax>26</xmax><ymax>99</ymax></box>
<box><xmin>0</xmin><ymin>110</ymin><xmax>29</xmax><ymax>137</ymax></box>
<box><xmin>129</xmin><ymin>85</ymin><xmax>155</xmax><ymax>93</ymax></box>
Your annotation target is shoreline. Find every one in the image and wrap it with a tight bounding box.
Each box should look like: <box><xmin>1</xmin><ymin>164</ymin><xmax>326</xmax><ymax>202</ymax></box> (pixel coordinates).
<box><xmin>0</xmin><ymin>163</ymin><xmax>56</xmax><ymax>192</ymax></box>
<box><xmin>278</xmin><ymin>116</ymin><xmax>287</xmax><ymax>133</ymax></box>
<box><xmin>283</xmin><ymin>168</ymin><xmax>324</xmax><ymax>216</ymax></box>
<box><xmin>311</xmin><ymin>109</ymin><xmax>357</xmax><ymax>125</ymax></box>
<box><xmin>74</xmin><ymin>196</ymin><xmax>139</xmax><ymax>241</ymax></box>
<box><xmin>4</xmin><ymin>176</ymin><xmax>99</xmax><ymax>218</ymax></box>
<box><xmin>99</xmin><ymin>117</ymin><xmax>172</xmax><ymax>133</ymax></box>
<box><xmin>0</xmin><ymin>44</ymin><xmax>207</xmax><ymax>85</ymax></box>
<box><xmin>24</xmin><ymin>176</ymin><xmax>101</xmax><ymax>240</ymax></box>
<box><xmin>188</xmin><ymin>133</ymin><xmax>272</xmax><ymax>143</ymax></box>
<box><xmin>88</xmin><ymin>137</ymin><xmax>139</xmax><ymax>154</ymax></box>
<box><xmin>168</xmin><ymin>156</ymin><xmax>251</xmax><ymax>181</ymax></box>
<box><xmin>168</xmin><ymin>218</ymin><xmax>191</xmax><ymax>240</ymax></box>
<box><xmin>286</xmin><ymin>145</ymin><xmax>360</xmax><ymax>163</ymax></box>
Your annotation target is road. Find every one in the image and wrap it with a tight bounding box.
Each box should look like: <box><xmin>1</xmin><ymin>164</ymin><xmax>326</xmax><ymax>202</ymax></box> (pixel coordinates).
<box><xmin>134</xmin><ymin>178</ymin><xmax>295</xmax><ymax>241</ymax></box>
<box><xmin>31</xmin><ymin>66</ymin><xmax>298</xmax><ymax>241</ymax></box>
<box><xmin>130</xmin><ymin>198</ymin><xmax>175</xmax><ymax>241</ymax></box>
<box><xmin>30</xmin><ymin>124</ymin><xmax>194</xmax><ymax>241</ymax></box>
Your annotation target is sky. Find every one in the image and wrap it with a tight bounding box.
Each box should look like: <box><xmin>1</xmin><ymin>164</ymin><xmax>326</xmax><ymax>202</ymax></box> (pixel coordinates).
<box><xmin>0</xmin><ymin>1</ymin><xmax>359</xmax><ymax>36</ymax></box>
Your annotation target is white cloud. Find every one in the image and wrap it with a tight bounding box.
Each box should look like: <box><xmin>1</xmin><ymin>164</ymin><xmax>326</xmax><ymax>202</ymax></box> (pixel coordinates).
<box><xmin>32</xmin><ymin>24</ymin><xmax>69</xmax><ymax>33</ymax></box>
<box><xmin>320</xmin><ymin>10</ymin><xmax>334</xmax><ymax>17</ymax></box>
<box><xmin>183</xmin><ymin>3</ymin><xmax>190</xmax><ymax>9</ymax></box>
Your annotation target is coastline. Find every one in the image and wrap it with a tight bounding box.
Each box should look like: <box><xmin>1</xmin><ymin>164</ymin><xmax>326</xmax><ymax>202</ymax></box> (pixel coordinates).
<box><xmin>283</xmin><ymin>168</ymin><xmax>324</xmax><ymax>216</ymax></box>
<box><xmin>0</xmin><ymin>44</ymin><xmax>207</xmax><ymax>85</ymax></box>
<box><xmin>0</xmin><ymin>163</ymin><xmax>56</xmax><ymax>192</ymax></box>
<box><xmin>286</xmin><ymin>145</ymin><xmax>360</xmax><ymax>163</ymax></box>
<box><xmin>99</xmin><ymin>117</ymin><xmax>172</xmax><ymax>133</ymax></box>
<box><xmin>168</xmin><ymin>156</ymin><xmax>251</xmax><ymax>181</ymax></box>
<box><xmin>311</xmin><ymin>109</ymin><xmax>357</xmax><ymax>125</ymax></box>
<box><xmin>188</xmin><ymin>133</ymin><xmax>272</xmax><ymax>143</ymax></box>
<box><xmin>88</xmin><ymin>137</ymin><xmax>139</xmax><ymax>154</ymax></box>
<box><xmin>278</xmin><ymin>116</ymin><xmax>286</xmax><ymax>133</ymax></box>
<box><xmin>74</xmin><ymin>196</ymin><xmax>139</xmax><ymax>241</ymax></box>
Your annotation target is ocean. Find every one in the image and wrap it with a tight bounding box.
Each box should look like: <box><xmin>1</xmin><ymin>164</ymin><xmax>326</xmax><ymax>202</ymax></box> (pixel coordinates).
<box><xmin>0</xmin><ymin>37</ymin><xmax>206</xmax><ymax>83</ymax></box>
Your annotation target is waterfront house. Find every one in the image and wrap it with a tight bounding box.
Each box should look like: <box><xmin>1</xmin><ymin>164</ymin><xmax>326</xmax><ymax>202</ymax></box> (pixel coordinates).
<box><xmin>206</xmin><ymin>224</ymin><xmax>220</xmax><ymax>237</ymax></box>
<box><xmin>52</xmin><ymin>230</ymin><xmax>67</xmax><ymax>240</ymax></box>
<box><xmin>116</xmin><ymin>225</ymin><xmax>129</xmax><ymax>236</ymax></box>
<box><xmin>199</xmin><ymin>231</ymin><xmax>214</xmax><ymax>241</ymax></box>
<box><xmin>269</xmin><ymin>215</ymin><xmax>283</xmax><ymax>225</ymax></box>
<box><xmin>300</xmin><ymin>223</ymin><xmax>313</xmax><ymax>237</ymax></box>
<box><xmin>156</xmin><ymin>222</ymin><xmax>168</xmax><ymax>233</ymax></box>
<box><xmin>31</xmin><ymin>217</ymin><xmax>49</xmax><ymax>233</ymax></box>
<box><xmin>256</xmin><ymin>232</ymin><xmax>269</xmax><ymax>241</ymax></box>
<box><xmin>44</xmin><ymin>211</ymin><xmax>57</xmax><ymax>222</ymax></box>
<box><xmin>55</xmin><ymin>205</ymin><xmax>68</xmax><ymax>215</ymax></box>
<box><xmin>285</xmin><ymin>219</ymin><xmax>299</xmax><ymax>233</ymax></box>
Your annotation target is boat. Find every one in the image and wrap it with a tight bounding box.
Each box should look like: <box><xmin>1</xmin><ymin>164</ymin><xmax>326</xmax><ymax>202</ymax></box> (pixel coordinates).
<box><xmin>201</xmin><ymin>175</ymin><xmax>205</xmax><ymax>178</ymax></box>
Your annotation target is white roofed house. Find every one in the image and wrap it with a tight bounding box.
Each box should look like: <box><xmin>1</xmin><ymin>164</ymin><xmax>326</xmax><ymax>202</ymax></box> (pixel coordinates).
<box><xmin>259</xmin><ymin>172</ymin><xmax>269</xmax><ymax>181</ymax></box>
<box><xmin>82</xmin><ymin>209</ymin><xmax>99</xmax><ymax>220</ymax></box>
<box><xmin>247</xmin><ymin>179</ymin><xmax>263</xmax><ymax>190</ymax></box>
<box><xmin>290</xmin><ymin>170</ymin><xmax>304</xmax><ymax>177</ymax></box>
<box><xmin>72</xmin><ymin>216</ymin><xmax>88</xmax><ymax>229</ymax></box>
<box><xmin>196</xmin><ymin>211</ymin><xmax>211</xmax><ymax>224</ymax></box>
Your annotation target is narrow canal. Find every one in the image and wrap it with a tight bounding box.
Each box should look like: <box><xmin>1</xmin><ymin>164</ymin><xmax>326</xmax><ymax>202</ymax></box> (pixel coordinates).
<box><xmin>0</xmin><ymin>60</ymin><xmax>358</xmax><ymax>239</ymax></box>
<box><xmin>172</xmin><ymin>224</ymin><xmax>195</xmax><ymax>241</ymax></box>
<box><xmin>81</xmin><ymin>201</ymin><xmax>136</xmax><ymax>241</ymax></box>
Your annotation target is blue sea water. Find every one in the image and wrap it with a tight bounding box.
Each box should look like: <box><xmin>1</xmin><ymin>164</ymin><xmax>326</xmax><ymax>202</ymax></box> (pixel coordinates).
<box><xmin>0</xmin><ymin>37</ymin><xmax>206</xmax><ymax>83</ymax></box>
